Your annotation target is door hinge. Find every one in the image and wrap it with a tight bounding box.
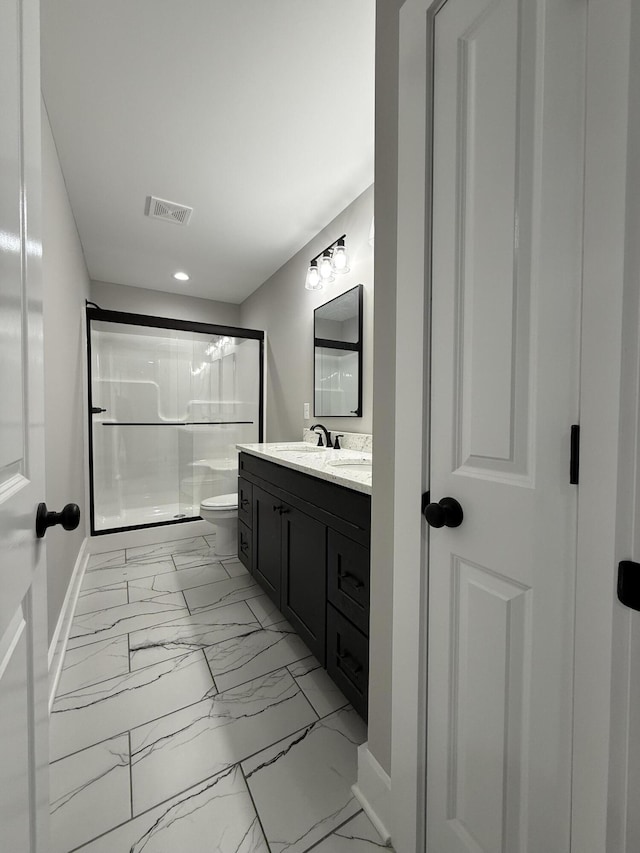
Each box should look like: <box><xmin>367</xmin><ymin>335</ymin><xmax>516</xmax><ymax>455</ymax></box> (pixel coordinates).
<box><xmin>570</xmin><ymin>424</ymin><xmax>580</xmax><ymax>485</ymax></box>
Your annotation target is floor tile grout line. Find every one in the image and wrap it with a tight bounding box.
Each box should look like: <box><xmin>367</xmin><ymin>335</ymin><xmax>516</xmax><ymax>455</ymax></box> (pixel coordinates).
<box><xmin>239</xmin><ymin>762</ymin><xmax>273</xmax><ymax>853</ymax></box>
<box><xmin>84</xmin><ymin>708</ymin><xmax>349</xmax><ymax>852</ymax></box>
<box><xmin>52</xmin><ymin>663</ymin><xmax>350</xmax><ymax>769</ymax></box>
<box><xmin>206</xmin><ymin>649</ymin><xmax>320</xmax><ymax>698</ymax></box>
<box><xmin>128</xmin><ymin>729</ymin><xmax>134</xmax><ymax>820</ymax></box>
<box><xmin>69</xmin><ymin>591</ymin><xmax>187</xmax><ymax>620</ymax></box>
<box><xmin>83</xmin><ymin>562</ymin><xmax>254</xmax><ymax>601</ymax></box>
<box><xmin>124</xmin><ymin>536</ymin><xmax>209</xmax><ymax>565</ymax></box>
<box><xmin>201</xmin><ymin>648</ymin><xmax>217</xmax><ymax>694</ymax></box>
<box><xmin>64</xmin><ymin>764</ymin><xmax>258</xmax><ymax>853</ymax></box>
<box><xmin>55</xmin><ymin>602</ymin><xmax>268</xmax><ymax>700</ymax></box>
<box><xmin>301</xmin><ymin>810</ymin><xmax>369</xmax><ymax>853</ymax></box>
<box><xmin>127</xmin><ymin>718</ymin><xmax>328</xmax><ymax>828</ymax></box>
<box><xmin>54</xmin><ymin>601</ymin><xmax>310</xmax><ymax>706</ymax></box>
<box><xmin>58</xmin><ymin>621</ymin><xmax>300</xmax><ymax>702</ymax></box>
<box><xmin>64</xmin><ymin>602</ymin><xmax>200</xmax><ymax>651</ymax></box>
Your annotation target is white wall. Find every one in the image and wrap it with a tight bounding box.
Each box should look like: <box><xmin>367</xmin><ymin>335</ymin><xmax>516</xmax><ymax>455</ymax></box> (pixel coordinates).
<box><xmin>239</xmin><ymin>185</ymin><xmax>374</xmax><ymax>440</ymax></box>
<box><xmin>366</xmin><ymin>0</ymin><xmax>404</xmax><ymax>779</ymax></box>
<box><xmin>91</xmin><ymin>279</ymin><xmax>241</xmax><ymax>328</ymax></box>
<box><xmin>41</xmin><ymin>102</ymin><xmax>91</xmax><ymax>643</ymax></box>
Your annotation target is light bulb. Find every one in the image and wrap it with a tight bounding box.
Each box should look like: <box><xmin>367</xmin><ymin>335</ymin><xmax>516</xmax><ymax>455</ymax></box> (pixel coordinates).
<box><xmin>173</xmin><ymin>271</ymin><xmax>190</xmax><ymax>281</ymax></box>
<box><xmin>319</xmin><ymin>252</ymin><xmax>335</xmax><ymax>282</ymax></box>
<box><xmin>332</xmin><ymin>239</ymin><xmax>350</xmax><ymax>274</ymax></box>
<box><xmin>305</xmin><ymin>261</ymin><xmax>323</xmax><ymax>291</ymax></box>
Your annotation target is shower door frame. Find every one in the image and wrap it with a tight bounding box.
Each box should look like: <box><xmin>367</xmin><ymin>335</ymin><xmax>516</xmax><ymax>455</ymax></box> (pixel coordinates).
<box><xmin>85</xmin><ymin>305</ymin><xmax>264</xmax><ymax>536</ymax></box>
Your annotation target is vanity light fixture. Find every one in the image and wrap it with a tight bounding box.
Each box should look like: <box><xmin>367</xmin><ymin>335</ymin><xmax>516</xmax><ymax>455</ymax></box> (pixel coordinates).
<box><xmin>304</xmin><ymin>234</ymin><xmax>349</xmax><ymax>291</ymax></box>
<box><xmin>305</xmin><ymin>260</ymin><xmax>322</xmax><ymax>291</ymax></box>
<box><xmin>173</xmin><ymin>271</ymin><xmax>190</xmax><ymax>282</ymax></box>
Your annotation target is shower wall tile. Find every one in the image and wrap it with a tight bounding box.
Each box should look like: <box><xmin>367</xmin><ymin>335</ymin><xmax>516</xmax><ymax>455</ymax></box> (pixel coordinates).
<box><xmin>128</xmin><ymin>601</ymin><xmax>260</xmax><ymax>670</ymax></box>
<box><xmin>49</xmin><ymin>734</ymin><xmax>130</xmax><ymax>853</ymax></box>
<box><xmin>75</xmin><ymin>765</ymin><xmax>268</xmax><ymax>853</ymax></box>
<box><xmin>75</xmin><ymin>582</ymin><xmax>128</xmax><ymax>616</ymax></box>
<box><xmin>128</xmin><ymin>561</ymin><xmax>229</xmax><ymax>600</ymax></box>
<box><xmin>80</xmin><ymin>558</ymin><xmax>177</xmax><ymax>590</ymax></box>
<box><xmin>183</xmin><ymin>574</ymin><xmax>264</xmax><ymax>614</ymax></box>
<box><xmin>204</xmin><ymin>621</ymin><xmax>310</xmax><ymax>692</ymax></box>
<box><xmin>242</xmin><ymin>707</ymin><xmax>367</xmax><ymax>853</ymax></box>
<box><xmin>125</xmin><ymin>536</ymin><xmax>208</xmax><ymax>563</ymax></box>
<box><xmin>67</xmin><ymin>592</ymin><xmax>189</xmax><ymax>650</ymax></box>
<box><xmin>57</xmin><ymin>635</ymin><xmax>130</xmax><ymax>697</ymax></box>
<box><xmin>50</xmin><ymin>649</ymin><xmax>214</xmax><ymax>762</ymax></box>
<box><xmin>130</xmin><ymin>667</ymin><xmax>318</xmax><ymax>814</ymax></box>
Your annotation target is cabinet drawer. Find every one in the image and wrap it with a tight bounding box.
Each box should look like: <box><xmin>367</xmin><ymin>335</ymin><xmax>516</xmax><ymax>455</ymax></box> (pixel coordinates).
<box><xmin>327</xmin><ymin>531</ymin><xmax>369</xmax><ymax>636</ymax></box>
<box><xmin>237</xmin><ymin>519</ymin><xmax>252</xmax><ymax>571</ymax></box>
<box><xmin>326</xmin><ymin>603</ymin><xmax>368</xmax><ymax>721</ymax></box>
<box><xmin>238</xmin><ymin>478</ymin><xmax>252</xmax><ymax>527</ymax></box>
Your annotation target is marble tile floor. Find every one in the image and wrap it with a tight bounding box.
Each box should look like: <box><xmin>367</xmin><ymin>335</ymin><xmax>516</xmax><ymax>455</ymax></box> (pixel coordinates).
<box><xmin>50</xmin><ymin>534</ymin><xmax>388</xmax><ymax>853</ymax></box>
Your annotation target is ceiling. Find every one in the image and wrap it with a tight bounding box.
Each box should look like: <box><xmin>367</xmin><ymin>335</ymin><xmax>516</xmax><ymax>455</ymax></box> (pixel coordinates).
<box><xmin>40</xmin><ymin>0</ymin><xmax>375</xmax><ymax>303</ymax></box>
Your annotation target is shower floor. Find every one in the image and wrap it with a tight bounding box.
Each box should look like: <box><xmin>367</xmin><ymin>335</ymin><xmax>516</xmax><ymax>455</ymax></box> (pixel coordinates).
<box><xmin>95</xmin><ymin>502</ymin><xmax>198</xmax><ymax>532</ymax></box>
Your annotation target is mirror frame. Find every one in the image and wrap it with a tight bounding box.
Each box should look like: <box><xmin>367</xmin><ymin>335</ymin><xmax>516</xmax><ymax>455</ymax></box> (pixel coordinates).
<box><xmin>313</xmin><ymin>283</ymin><xmax>363</xmax><ymax>418</ymax></box>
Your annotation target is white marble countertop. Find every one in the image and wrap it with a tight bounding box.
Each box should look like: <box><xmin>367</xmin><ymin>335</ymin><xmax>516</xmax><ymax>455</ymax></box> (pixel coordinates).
<box><xmin>236</xmin><ymin>442</ymin><xmax>372</xmax><ymax>495</ymax></box>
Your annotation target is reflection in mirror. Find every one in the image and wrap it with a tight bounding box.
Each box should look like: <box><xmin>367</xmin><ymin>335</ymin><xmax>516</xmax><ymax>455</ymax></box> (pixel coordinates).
<box><xmin>314</xmin><ymin>284</ymin><xmax>363</xmax><ymax>417</ymax></box>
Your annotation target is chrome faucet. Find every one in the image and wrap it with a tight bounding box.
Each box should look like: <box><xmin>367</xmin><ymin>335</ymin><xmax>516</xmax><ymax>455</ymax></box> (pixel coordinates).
<box><xmin>310</xmin><ymin>423</ymin><xmax>332</xmax><ymax>448</ymax></box>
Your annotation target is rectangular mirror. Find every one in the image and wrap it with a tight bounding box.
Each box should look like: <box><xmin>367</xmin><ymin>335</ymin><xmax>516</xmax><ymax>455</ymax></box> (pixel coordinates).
<box><xmin>314</xmin><ymin>284</ymin><xmax>363</xmax><ymax>417</ymax></box>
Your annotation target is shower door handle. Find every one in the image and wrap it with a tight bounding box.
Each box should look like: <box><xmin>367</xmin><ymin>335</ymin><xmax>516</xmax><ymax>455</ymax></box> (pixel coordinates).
<box><xmin>91</xmin><ymin>407</ymin><xmax>106</xmax><ymax>414</ymax></box>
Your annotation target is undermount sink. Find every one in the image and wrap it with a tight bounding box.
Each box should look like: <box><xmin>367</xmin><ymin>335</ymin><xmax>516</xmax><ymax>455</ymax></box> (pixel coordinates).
<box><xmin>272</xmin><ymin>443</ymin><xmax>328</xmax><ymax>453</ymax></box>
<box><xmin>327</xmin><ymin>458</ymin><xmax>372</xmax><ymax>472</ymax></box>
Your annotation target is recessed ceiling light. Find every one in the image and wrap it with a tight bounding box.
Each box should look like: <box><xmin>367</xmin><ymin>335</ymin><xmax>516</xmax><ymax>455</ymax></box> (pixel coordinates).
<box><xmin>173</xmin><ymin>271</ymin><xmax>189</xmax><ymax>282</ymax></box>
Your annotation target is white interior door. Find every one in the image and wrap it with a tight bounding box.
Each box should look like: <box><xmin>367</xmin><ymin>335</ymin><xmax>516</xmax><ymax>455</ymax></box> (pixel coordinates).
<box><xmin>426</xmin><ymin>0</ymin><xmax>586</xmax><ymax>850</ymax></box>
<box><xmin>0</xmin><ymin>0</ymin><xmax>49</xmax><ymax>849</ymax></box>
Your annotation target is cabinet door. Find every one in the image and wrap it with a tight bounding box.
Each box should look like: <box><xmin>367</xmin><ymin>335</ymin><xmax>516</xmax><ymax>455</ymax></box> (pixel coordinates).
<box><xmin>281</xmin><ymin>506</ymin><xmax>327</xmax><ymax>664</ymax></box>
<box><xmin>252</xmin><ymin>485</ymin><xmax>282</xmax><ymax>607</ymax></box>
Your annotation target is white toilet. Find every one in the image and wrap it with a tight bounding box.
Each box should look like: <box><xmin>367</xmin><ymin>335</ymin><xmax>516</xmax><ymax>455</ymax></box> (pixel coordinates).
<box><xmin>199</xmin><ymin>493</ymin><xmax>239</xmax><ymax>557</ymax></box>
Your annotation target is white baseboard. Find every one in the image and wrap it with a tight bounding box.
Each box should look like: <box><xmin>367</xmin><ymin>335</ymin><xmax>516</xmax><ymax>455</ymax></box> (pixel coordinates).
<box><xmin>48</xmin><ymin>537</ymin><xmax>89</xmax><ymax>712</ymax></box>
<box><xmin>352</xmin><ymin>742</ymin><xmax>393</xmax><ymax>845</ymax></box>
<box><xmin>88</xmin><ymin>519</ymin><xmax>212</xmax><ymax>554</ymax></box>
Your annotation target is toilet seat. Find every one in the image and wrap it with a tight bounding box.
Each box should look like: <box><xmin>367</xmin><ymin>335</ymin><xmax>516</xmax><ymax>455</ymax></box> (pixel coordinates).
<box><xmin>200</xmin><ymin>493</ymin><xmax>238</xmax><ymax>511</ymax></box>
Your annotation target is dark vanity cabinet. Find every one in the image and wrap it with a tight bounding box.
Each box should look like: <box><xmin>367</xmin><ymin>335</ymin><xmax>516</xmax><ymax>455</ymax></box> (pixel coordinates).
<box><xmin>238</xmin><ymin>451</ymin><xmax>370</xmax><ymax>719</ymax></box>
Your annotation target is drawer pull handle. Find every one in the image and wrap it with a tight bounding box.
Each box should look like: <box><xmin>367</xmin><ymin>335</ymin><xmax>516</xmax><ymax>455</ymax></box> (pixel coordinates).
<box><xmin>240</xmin><ymin>541</ymin><xmax>249</xmax><ymax>554</ymax></box>
<box><xmin>273</xmin><ymin>505</ymin><xmax>290</xmax><ymax>515</ymax></box>
<box><xmin>241</xmin><ymin>498</ymin><xmax>250</xmax><ymax>509</ymax></box>
<box><xmin>338</xmin><ymin>650</ymin><xmax>363</xmax><ymax>678</ymax></box>
<box><xmin>339</xmin><ymin>570</ymin><xmax>364</xmax><ymax>591</ymax></box>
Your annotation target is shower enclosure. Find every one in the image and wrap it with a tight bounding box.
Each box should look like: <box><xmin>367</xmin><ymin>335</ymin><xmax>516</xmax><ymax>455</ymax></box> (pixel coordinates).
<box><xmin>86</xmin><ymin>306</ymin><xmax>264</xmax><ymax>535</ymax></box>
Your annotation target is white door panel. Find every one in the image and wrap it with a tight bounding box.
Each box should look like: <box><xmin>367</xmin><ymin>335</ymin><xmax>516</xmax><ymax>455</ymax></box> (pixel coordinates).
<box><xmin>0</xmin><ymin>0</ymin><xmax>49</xmax><ymax>847</ymax></box>
<box><xmin>427</xmin><ymin>0</ymin><xmax>585</xmax><ymax>850</ymax></box>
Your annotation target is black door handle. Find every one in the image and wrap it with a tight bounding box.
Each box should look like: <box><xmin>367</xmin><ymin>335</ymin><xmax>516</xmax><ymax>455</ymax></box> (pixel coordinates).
<box><xmin>91</xmin><ymin>407</ymin><xmax>107</xmax><ymax>414</ymax></box>
<box><xmin>422</xmin><ymin>496</ymin><xmax>463</xmax><ymax>529</ymax></box>
<box><xmin>36</xmin><ymin>503</ymin><xmax>81</xmax><ymax>538</ymax></box>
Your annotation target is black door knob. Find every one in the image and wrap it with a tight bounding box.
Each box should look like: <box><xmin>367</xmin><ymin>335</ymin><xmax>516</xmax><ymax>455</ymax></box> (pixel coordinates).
<box><xmin>36</xmin><ymin>502</ymin><xmax>81</xmax><ymax>538</ymax></box>
<box><xmin>423</xmin><ymin>496</ymin><xmax>463</xmax><ymax>529</ymax></box>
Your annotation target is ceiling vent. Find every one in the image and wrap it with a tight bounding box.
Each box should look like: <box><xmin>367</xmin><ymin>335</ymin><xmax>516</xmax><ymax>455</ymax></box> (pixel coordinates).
<box><xmin>145</xmin><ymin>196</ymin><xmax>193</xmax><ymax>226</ymax></box>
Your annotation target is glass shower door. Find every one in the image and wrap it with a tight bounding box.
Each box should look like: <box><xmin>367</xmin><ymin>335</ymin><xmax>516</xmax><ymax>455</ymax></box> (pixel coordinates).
<box><xmin>87</xmin><ymin>309</ymin><xmax>263</xmax><ymax>534</ymax></box>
